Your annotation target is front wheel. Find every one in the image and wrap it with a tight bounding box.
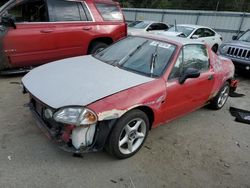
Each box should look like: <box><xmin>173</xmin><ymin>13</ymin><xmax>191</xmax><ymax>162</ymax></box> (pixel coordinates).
<box><xmin>209</xmin><ymin>82</ymin><xmax>230</xmax><ymax>110</ymax></box>
<box><xmin>106</xmin><ymin>109</ymin><xmax>149</xmax><ymax>159</ymax></box>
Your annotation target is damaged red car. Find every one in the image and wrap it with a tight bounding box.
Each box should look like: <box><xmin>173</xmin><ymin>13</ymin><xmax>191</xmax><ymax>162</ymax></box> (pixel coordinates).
<box><xmin>22</xmin><ymin>34</ymin><xmax>238</xmax><ymax>159</ymax></box>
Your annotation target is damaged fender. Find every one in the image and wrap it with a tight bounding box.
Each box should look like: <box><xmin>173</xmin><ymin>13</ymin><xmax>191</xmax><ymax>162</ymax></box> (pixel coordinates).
<box><xmin>88</xmin><ymin>78</ymin><xmax>167</xmax><ymax>126</ymax></box>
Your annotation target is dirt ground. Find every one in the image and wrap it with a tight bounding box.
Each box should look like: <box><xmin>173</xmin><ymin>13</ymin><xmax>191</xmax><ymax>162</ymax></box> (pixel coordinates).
<box><xmin>0</xmin><ymin>74</ymin><xmax>249</xmax><ymax>188</ymax></box>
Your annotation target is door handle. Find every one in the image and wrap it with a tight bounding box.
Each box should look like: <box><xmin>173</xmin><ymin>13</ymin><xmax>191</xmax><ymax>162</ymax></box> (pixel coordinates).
<box><xmin>40</xmin><ymin>29</ymin><xmax>54</xmax><ymax>33</ymax></box>
<box><xmin>208</xmin><ymin>75</ymin><xmax>214</xmax><ymax>80</ymax></box>
<box><xmin>82</xmin><ymin>27</ymin><xmax>92</xmax><ymax>31</ymax></box>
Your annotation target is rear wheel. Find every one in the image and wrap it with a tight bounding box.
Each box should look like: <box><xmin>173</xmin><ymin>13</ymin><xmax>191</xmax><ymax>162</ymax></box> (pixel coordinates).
<box><xmin>211</xmin><ymin>44</ymin><xmax>218</xmax><ymax>53</ymax></box>
<box><xmin>88</xmin><ymin>42</ymin><xmax>108</xmax><ymax>54</ymax></box>
<box><xmin>106</xmin><ymin>109</ymin><xmax>149</xmax><ymax>159</ymax></box>
<box><xmin>209</xmin><ymin>82</ymin><xmax>230</xmax><ymax>110</ymax></box>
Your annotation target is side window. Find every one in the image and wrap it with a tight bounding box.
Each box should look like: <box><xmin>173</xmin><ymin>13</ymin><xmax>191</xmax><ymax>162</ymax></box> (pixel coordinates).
<box><xmin>168</xmin><ymin>49</ymin><xmax>183</xmax><ymax>80</ymax></box>
<box><xmin>204</xmin><ymin>29</ymin><xmax>215</xmax><ymax>37</ymax></box>
<box><xmin>148</xmin><ymin>23</ymin><xmax>158</xmax><ymax>30</ymax></box>
<box><xmin>95</xmin><ymin>3</ymin><xmax>123</xmax><ymax>21</ymax></box>
<box><xmin>158</xmin><ymin>23</ymin><xmax>169</xmax><ymax>30</ymax></box>
<box><xmin>48</xmin><ymin>0</ymin><xmax>90</xmax><ymax>22</ymax></box>
<box><xmin>193</xmin><ymin>28</ymin><xmax>204</xmax><ymax>38</ymax></box>
<box><xmin>7</xmin><ymin>0</ymin><xmax>48</xmax><ymax>22</ymax></box>
<box><xmin>149</xmin><ymin>23</ymin><xmax>168</xmax><ymax>31</ymax></box>
<box><xmin>169</xmin><ymin>44</ymin><xmax>209</xmax><ymax>80</ymax></box>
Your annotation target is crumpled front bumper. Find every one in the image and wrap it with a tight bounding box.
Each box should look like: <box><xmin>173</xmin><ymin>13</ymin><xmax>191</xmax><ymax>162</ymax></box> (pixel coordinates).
<box><xmin>28</xmin><ymin>100</ymin><xmax>116</xmax><ymax>154</ymax></box>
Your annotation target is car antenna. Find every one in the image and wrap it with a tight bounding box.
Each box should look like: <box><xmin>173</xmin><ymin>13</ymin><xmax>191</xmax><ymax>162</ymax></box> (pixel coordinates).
<box><xmin>174</xmin><ymin>19</ymin><xmax>177</xmax><ymax>32</ymax></box>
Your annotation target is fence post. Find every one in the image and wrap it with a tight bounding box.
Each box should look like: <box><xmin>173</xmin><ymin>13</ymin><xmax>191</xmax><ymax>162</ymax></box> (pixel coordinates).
<box><xmin>195</xmin><ymin>13</ymin><xmax>200</xmax><ymax>24</ymax></box>
<box><xmin>135</xmin><ymin>10</ymin><xmax>138</xmax><ymax>21</ymax></box>
<box><xmin>161</xmin><ymin>12</ymin><xmax>165</xmax><ymax>22</ymax></box>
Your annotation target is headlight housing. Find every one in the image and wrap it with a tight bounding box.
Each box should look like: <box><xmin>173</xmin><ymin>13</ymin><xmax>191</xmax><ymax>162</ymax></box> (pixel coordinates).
<box><xmin>219</xmin><ymin>44</ymin><xmax>228</xmax><ymax>54</ymax></box>
<box><xmin>53</xmin><ymin>107</ymin><xmax>97</xmax><ymax>126</ymax></box>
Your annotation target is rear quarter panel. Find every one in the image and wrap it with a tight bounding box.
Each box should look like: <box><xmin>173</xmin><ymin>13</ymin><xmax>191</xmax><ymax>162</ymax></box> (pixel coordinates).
<box><xmin>209</xmin><ymin>49</ymin><xmax>235</xmax><ymax>96</ymax></box>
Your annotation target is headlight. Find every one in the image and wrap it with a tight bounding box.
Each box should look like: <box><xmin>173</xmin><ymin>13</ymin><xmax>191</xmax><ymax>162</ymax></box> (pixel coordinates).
<box><xmin>219</xmin><ymin>44</ymin><xmax>228</xmax><ymax>54</ymax></box>
<box><xmin>53</xmin><ymin>107</ymin><xmax>97</xmax><ymax>126</ymax></box>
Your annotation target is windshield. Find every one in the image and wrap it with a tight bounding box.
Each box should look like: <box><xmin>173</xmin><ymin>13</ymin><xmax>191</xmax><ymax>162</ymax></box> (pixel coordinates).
<box><xmin>0</xmin><ymin>0</ymin><xmax>16</xmax><ymax>17</ymax></box>
<box><xmin>168</xmin><ymin>25</ymin><xmax>195</xmax><ymax>37</ymax></box>
<box><xmin>93</xmin><ymin>36</ymin><xmax>176</xmax><ymax>77</ymax></box>
<box><xmin>238</xmin><ymin>30</ymin><xmax>250</xmax><ymax>42</ymax></box>
<box><xmin>128</xmin><ymin>21</ymin><xmax>150</xmax><ymax>29</ymax></box>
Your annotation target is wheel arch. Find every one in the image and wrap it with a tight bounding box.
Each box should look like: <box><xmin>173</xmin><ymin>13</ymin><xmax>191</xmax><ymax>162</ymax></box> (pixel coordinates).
<box><xmin>226</xmin><ymin>77</ymin><xmax>238</xmax><ymax>92</ymax></box>
<box><xmin>132</xmin><ymin>106</ymin><xmax>155</xmax><ymax>130</ymax></box>
<box><xmin>87</xmin><ymin>37</ymin><xmax>114</xmax><ymax>54</ymax></box>
<box><xmin>211</xmin><ymin>43</ymin><xmax>219</xmax><ymax>52</ymax></box>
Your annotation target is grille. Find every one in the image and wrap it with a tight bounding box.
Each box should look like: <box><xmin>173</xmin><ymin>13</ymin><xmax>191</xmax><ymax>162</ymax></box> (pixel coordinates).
<box><xmin>31</xmin><ymin>98</ymin><xmax>54</xmax><ymax>129</ymax></box>
<box><xmin>31</xmin><ymin>98</ymin><xmax>43</xmax><ymax>117</ymax></box>
<box><xmin>227</xmin><ymin>47</ymin><xmax>250</xmax><ymax>60</ymax></box>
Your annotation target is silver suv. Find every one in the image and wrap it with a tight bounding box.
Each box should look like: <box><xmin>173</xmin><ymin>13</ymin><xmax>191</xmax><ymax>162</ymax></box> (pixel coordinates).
<box><xmin>219</xmin><ymin>30</ymin><xmax>250</xmax><ymax>72</ymax></box>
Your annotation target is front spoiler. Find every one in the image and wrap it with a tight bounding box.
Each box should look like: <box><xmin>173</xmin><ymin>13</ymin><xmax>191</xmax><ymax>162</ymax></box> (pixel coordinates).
<box><xmin>29</xmin><ymin>103</ymin><xmax>116</xmax><ymax>154</ymax></box>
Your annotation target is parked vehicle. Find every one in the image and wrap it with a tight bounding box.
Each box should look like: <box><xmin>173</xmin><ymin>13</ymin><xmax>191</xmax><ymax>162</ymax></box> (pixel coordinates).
<box><xmin>0</xmin><ymin>0</ymin><xmax>127</xmax><ymax>74</ymax></box>
<box><xmin>157</xmin><ymin>24</ymin><xmax>223</xmax><ymax>53</ymax></box>
<box><xmin>219</xmin><ymin>29</ymin><xmax>250</xmax><ymax>72</ymax></box>
<box><xmin>128</xmin><ymin>20</ymin><xmax>169</xmax><ymax>35</ymax></box>
<box><xmin>22</xmin><ymin>34</ymin><xmax>237</xmax><ymax>159</ymax></box>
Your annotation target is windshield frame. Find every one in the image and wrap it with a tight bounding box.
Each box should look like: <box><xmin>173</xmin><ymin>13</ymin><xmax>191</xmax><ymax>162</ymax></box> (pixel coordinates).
<box><xmin>93</xmin><ymin>36</ymin><xmax>177</xmax><ymax>78</ymax></box>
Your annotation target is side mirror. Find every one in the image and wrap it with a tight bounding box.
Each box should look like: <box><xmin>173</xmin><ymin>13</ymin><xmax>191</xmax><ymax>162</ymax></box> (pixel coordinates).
<box><xmin>232</xmin><ymin>35</ymin><xmax>238</xmax><ymax>40</ymax></box>
<box><xmin>1</xmin><ymin>15</ymin><xmax>16</xmax><ymax>29</ymax></box>
<box><xmin>191</xmin><ymin>35</ymin><xmax>199</xmax><ymax>39</ymax></box>
<box><xmin>179</xmin><ymin>68</ymin><xmax>200</xmax><ymax>84</ymax></box>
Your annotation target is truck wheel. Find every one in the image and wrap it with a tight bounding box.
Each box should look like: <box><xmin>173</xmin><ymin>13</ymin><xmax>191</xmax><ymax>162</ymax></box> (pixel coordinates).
<box><xmin>106</xmin><ymin>109</ymin><xmax>149</xmax><ymax>159</ymax></box>
<box><xmin>88</xmin><ymin>42</ymin><xmax>108</xmax><ymax>54</ymax></box>
<box><xmin>209</xmin><ymin>82</ymin><xmax>230</xmax><ymax>110</ymax></box>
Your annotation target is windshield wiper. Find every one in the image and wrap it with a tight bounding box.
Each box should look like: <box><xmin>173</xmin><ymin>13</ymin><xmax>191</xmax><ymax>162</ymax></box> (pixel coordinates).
<box><xmin>240</xmin><ymin>39</ymin><xmax>250</xmax><ymax>42</ymax></box>
<box><xmin>150</xmin><ymin>44</ymin><xmax>159</xmax><ymax>77</ymax></box>
<box><xmin>118</xmin><ymin>40</ymin><xmax>149</xmax><ymax>67</ymax></box>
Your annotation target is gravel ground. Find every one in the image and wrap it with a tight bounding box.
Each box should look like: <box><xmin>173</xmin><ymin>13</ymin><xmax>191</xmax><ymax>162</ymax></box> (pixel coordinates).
<box><xmin>0</xmin><ymin>74</ymin><xmax>249</xmax><ymax>188</ymax></box>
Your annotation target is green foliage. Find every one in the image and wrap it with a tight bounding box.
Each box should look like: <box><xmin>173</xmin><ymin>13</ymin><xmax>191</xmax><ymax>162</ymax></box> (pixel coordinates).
<box><xmin>119</xmin><ymin>0</ymin><xmax>250</xmax><ymax>12</ymax></box>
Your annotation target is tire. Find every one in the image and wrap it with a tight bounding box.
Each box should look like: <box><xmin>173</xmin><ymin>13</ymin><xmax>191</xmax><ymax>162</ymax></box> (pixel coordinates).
<box><xmin>209</xmin><ymin>82</ymin><xmax>230</xmax><ymax>110</ymax></box>
<box><xmin>106</xmin><ymin>109</ymin><xmax>149</xmax><ymax>159</ymax></box>
<box><xmin>211</xmin><ymin>44</ymin><xmax>218</xmax><ymax>53</ymax></box>
<box><xmin>88</xmin><ymin>42</ymin><xmax>108</xmax><ymax>54</ymax></box>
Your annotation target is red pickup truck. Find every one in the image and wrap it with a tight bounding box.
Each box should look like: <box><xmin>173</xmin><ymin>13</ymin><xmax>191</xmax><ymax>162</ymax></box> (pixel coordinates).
<box><xmin>0</xmin><ymin>0</ymin><xmax>127</xmax><ymax>74</ymax></box>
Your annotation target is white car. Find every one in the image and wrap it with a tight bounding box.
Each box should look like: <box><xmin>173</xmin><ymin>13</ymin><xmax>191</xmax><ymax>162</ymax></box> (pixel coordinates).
<box><xmin>128</xmin><ymin>20</ymin><xmax>169</xmax><ymax>35</ymax></box>
<box><xmin>157</xmin><ymin>24</ymin><xmax>223</xmax><ymax>52</ymax></box>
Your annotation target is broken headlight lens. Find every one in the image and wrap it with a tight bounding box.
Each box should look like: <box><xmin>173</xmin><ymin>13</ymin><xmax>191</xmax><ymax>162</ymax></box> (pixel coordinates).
<box><xmin>53</xmin><ymin>107</ymin><xmax>97</xmax><ymax>126</ymax></box>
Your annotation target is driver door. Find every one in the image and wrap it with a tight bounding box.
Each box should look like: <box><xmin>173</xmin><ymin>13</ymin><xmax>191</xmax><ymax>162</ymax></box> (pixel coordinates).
<box><xmin>3</xmin><ymin>0</ymin><xmax>56</xmax><ymax>68</ymax></box>
<box><xmin>159</xmin><ymin>44</ymin><xmax>215</xmax><ymax>123</ymax></box>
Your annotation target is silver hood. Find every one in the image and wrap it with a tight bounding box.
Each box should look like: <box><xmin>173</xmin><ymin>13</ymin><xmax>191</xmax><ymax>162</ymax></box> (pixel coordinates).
<box><xmin>22</xmin><ymin>56</ymin><xmax>154</xmax><ymax>109</ymax></box>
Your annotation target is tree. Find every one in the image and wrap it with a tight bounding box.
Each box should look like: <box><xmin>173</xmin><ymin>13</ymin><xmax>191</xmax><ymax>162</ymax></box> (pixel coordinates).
<box><xmin>118</xmin><ymin>0</ymin><xmax>250</xmax><ymax>12</ymax></box>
